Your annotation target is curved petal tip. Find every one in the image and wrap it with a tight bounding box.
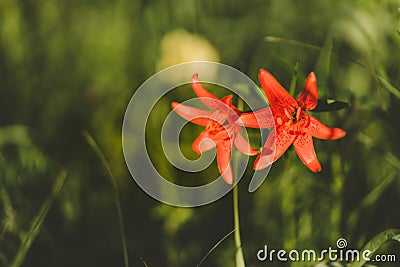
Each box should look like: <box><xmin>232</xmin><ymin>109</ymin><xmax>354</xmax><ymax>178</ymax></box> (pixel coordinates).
<box><xmin>332</xmin><ymin>128</ymin><xmax>346</xmax><ymax>140</ymax></box>
<box><xmin>171</xmin><ymin>102</ymin><xmax>178</xmax><ymax>108</ymax></box>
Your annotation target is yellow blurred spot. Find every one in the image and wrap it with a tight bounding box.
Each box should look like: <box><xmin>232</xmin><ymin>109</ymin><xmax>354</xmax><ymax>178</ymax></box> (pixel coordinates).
<box><xmin>156</xmin><ymin>29</ymin><xmax>220</xmax><ymax>83</ymax></box>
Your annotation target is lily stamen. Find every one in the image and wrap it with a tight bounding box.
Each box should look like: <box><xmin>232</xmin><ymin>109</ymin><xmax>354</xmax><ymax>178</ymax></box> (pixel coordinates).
<box><xmin>296</xmin><ymin>107</ymin><xmax>302</xmax><ymax>122</ymax></box>
<box><xmin>284</xmin><ymin>108</ymin><xmax>292</xmax><ymax>120</ymax></box>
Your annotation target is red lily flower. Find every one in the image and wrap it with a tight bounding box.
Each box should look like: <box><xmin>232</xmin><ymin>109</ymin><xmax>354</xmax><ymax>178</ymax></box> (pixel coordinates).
<box><xmin>255</xmin><ymin>69</ymin><xmax>346</xmax><ymax>172</ymax></box>
<box><xmin>172</xmin><ymin>73</ymin><xmax>261</xmax><ymax>184</ymax></box>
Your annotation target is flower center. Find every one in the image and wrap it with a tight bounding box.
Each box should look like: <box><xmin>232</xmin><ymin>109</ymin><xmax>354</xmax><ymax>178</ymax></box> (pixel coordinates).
<box><xmin>205</xmin><ymin>110</ymin><xmax>237</xmax><ymax>139</ymax></box>
<box><xmin>206</xmin><ymin>110</ymin><xmax>228</xmax><ymax>132</ymax></box>
<box><xmin>283</xmin><ymin>106</ymin><xmax>302</xmax><ymax>123</ymax></box>
<box><xmin>206</xmin><ymin>120</ymin><xmax>224</xmax><ymax>132</ymax></box>
<box><xmin>278</xmin><ymin>106</ymin><xmax>305</xmax><ymax>135</ymax></box>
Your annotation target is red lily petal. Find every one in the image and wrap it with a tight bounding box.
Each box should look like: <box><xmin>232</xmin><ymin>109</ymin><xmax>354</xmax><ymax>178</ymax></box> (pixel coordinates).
<box><xmin>221</xmin><ymin>95</ymin><xmax>241</xmax><ymax>124</ymax></box>
<box><xmin>296</xmin><ymin>72</ymin><xmax>318</xmax><ymax>110</ymax></box>
<box><xmin>191</xmin><ymin>73</ymin><xmax>228</xmax><ymax>111</ymax></box>
<box><xmin>172</xmin><ymin>102</ymin><xmax>214</xmax><ymax>126</ymax></box>
<box><xmin>220</xmin><ymin>95</ymin><xmax>240</xmax><ymax>113</ymax></box>
<box><xmin>303</xmin><ymin>114</ymin><xmax>346</xmax><ymax>140</ymax></box>
<box><xmin>221</xmin><ymin>95</ymin><xmax>233</xmax><ymax>107</ymax></box>
<box><xmin>216</xmin><ymin>141</ymin><xmax>233</xmax><ymax>184</ymax></box>
<box><xmin>258</xmin><ymin>69</ymin><xmax>298</xmax><ymax>112</ymax></box>
<box><xmin>191</xmin><ymin>73</ymin><xmax>219</xmax><ymax>100</ymax></box>
<box><xmin>209</xmin><ymin>110</ymin><xmax>228</xmax><ymax>125</ymax></box>
<box><xmin>238</xmin><ymin>107</ymin><xmax>275</xmax><ymax>128</ymax></box>
<box><xmin>254</xmin><ymin>130</ymin><xmax>276</xmax><ymax>170</ymax></box>
<box><xmin>273</xmin><ymin>126</ymin><xmax>296</xmax><ymax>162</ymax></box>
<box><xmin>191</xmin><ymin>111</ymin><xmax>229</xmax><ymax>155</ymax></box>
<box><xmin>192</xmin><ymin>130</ymin><xmax>217</xmax><ymax>155</ymax></box>
<box><xmin>234</xmin><ymin>131</ymin><xmax>259</xmax><ymax>156</ymax></box>
<box><xmin>293</xmin><ymin>134</ymin><xmax>322</xmax><ymax>172</ymax></box>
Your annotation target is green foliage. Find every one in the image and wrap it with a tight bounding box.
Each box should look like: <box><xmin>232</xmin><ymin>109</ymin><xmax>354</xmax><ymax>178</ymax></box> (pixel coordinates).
<box><xmin>83</xmin><ymin>132</ymin><xmax>129</xmax><ymax>267</ymax></box>
<box><xmin>348</xmin><ymin>229</ymin><xmax>400</xmax><ymax>267</ymax></box>
<box><xmin>10</xmin><ymin>170</ymin><xmax>67</xmax><ymax>267</ymax></box>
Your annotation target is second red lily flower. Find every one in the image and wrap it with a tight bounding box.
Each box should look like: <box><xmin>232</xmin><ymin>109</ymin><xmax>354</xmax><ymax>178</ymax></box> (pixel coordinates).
<box><xmin>255</xmin><ymin>69</ymin><xmax>346</xmax><ymax>172</ymax></box>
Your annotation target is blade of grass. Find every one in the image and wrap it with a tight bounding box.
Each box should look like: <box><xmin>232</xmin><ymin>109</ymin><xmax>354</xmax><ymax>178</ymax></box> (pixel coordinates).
<box><xmin>375</xmin><ymin>75</ymin><xmax>400</xmax><ymax>100</ymax></box>
<box><xmin>347</xmin><ymin>171</ymin><xmax>396</xmax><ymax>231</ymax></box>
<box><xmin>358</xmin><ymin>133</ymin><xmax>400</xmax><ymax>171</ymax></box>
<box><xmin>141</xmin><ymin>257</ymin><xmax>149</xmax><ymax>267</ymax></box>
<box><xmin>315</xmin><ymin>35</ymin><xmax>333</xmax><ymax>79</ymax></box>
<box><xmin>348</xmin><ymin>228</ymin><xmax>400</xmax><ymax>267</ymax></box>
<box><xmin>359</xmin><ymin>171</ymin><xmax>396</xmax><ymax>208</ymax></box>
<box><xmin>265</xmin><ymin>36</ymin><xmax>323</xmax><ymax>51</ymax></box>
<box><xmin>289</xmin><ymin>61</ymin><xmax>299</xmax><ymax>97</ymax></box>
<box><xmin>10</xmin><ymin>169</ymin><xmax>68</xmax><ymax>267</ymax></box>
<box><xmin>265</xmin><ymin>36</ymin><xmax>364</xmax><ymax>69</ymax></box>
<box><xmin>83</xmin><ymin>131</ymin><xmax>129</xmax><ymax>267</ymax></box>
<box><xmin>398</xmin><ymin>8</ymin><xmax>400</xmax><ymax>36</ymax></box>
<box><xmin>0</xmin><ymin>187</ymin><xmax>16</xmax><ymax>247</ymax></box>
<box><xmin>196</xmin><ymin>229</ymin><xmax>235</xmax><ymax>267</ymax></box>
<box><xmin>264</xmin><ymin>36</ymin><xmax>400</xmax><ymax>100</ymax></box>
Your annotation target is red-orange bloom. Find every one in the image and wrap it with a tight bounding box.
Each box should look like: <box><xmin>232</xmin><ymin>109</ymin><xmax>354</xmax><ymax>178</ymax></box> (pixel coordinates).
<box><xmin>255</xmin><ymin>69</ymin><xmax>346</xmax><ymax>172</ymax></box>
<box><xmin>172</xmin><ymin>73</ymin><xmax>265</xmax><ymax>184</ymax></box>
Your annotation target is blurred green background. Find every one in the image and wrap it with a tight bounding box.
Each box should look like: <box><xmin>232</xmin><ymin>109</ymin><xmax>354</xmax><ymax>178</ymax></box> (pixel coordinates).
<box><xmin>1</xmin><ymin>0</ymin><xmax>400</xmax><ymax>266</ymax></box>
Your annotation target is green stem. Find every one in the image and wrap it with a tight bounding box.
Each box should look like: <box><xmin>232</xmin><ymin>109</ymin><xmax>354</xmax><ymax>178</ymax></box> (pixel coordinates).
<box><xmin>233</xmin><ymin>99</ymin><xmax>246</xmax><ymax>267</ymax></box>
<box><xmin>233</xmin><ymin>184</ymin><xmax>245</xmax><ymax>267</ymax></box>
